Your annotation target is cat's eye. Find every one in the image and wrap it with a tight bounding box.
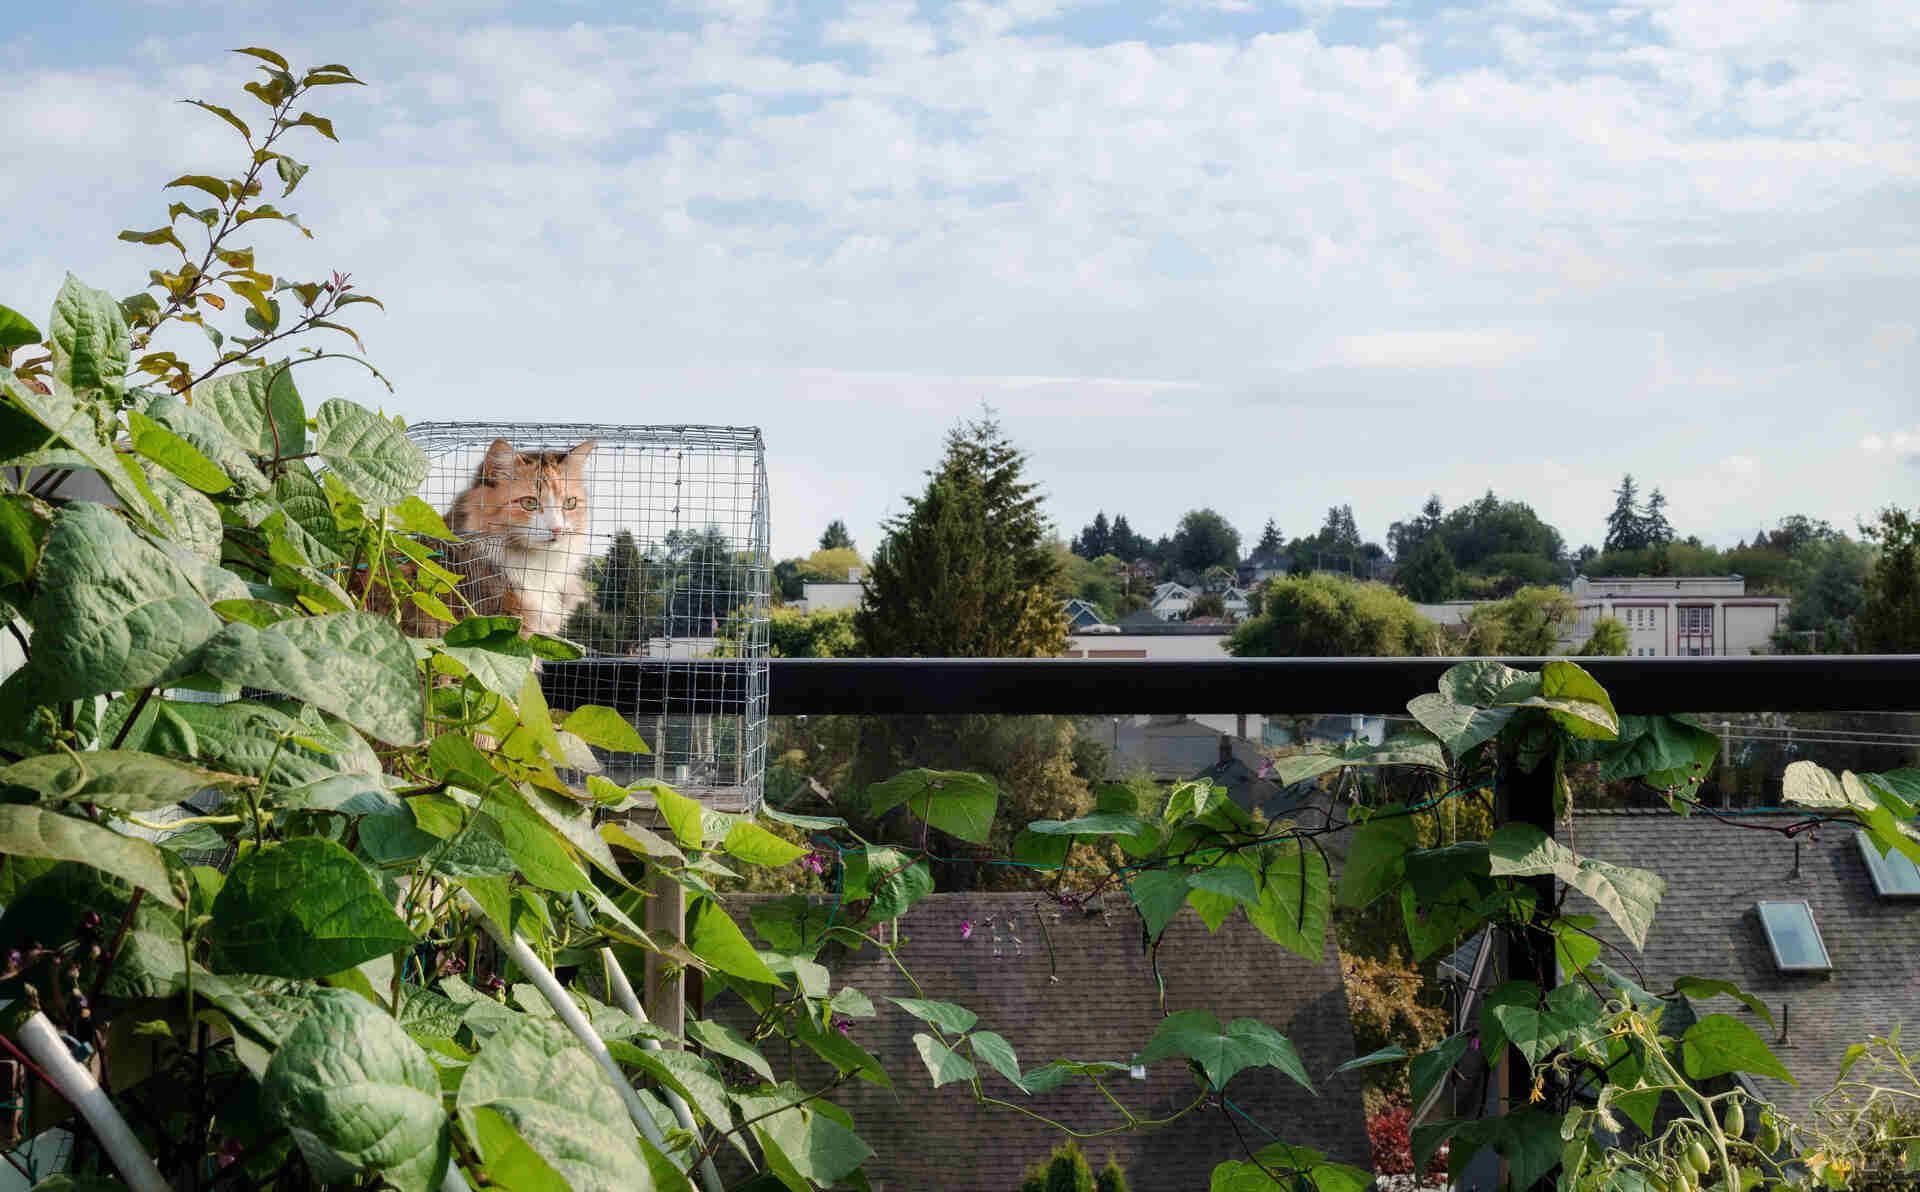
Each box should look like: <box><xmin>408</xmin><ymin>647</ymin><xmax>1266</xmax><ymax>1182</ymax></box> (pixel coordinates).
<box><xmin>518</xmin><ymin>497</ymin><xmax>539</xmax><ymax>511</ymax></box>
<box><xmin>563</xmin><ymin>497</ymin><xmax>579</xmax><ymax>510</ymax></box>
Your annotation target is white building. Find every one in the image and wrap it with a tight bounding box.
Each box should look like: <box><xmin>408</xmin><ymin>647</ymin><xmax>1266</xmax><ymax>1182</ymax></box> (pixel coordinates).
<box><xmin>1567</xmin><ymin>575</ymin><xmax>1786</xmax><ymax>657</ymax></box>
<box><xmin>1418</xmin><ymin>576</ymin><xmax>1788</xmax><ymax>656</ymax></box>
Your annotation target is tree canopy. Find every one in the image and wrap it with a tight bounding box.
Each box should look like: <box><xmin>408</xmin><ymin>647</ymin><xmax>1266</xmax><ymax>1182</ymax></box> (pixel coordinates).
<box><xmin>819</xmin><ymin>518</ymin><xmax>856</xmax><ymax>551</ymax></box>
<box><xmin>857</xmin><ymin>412</ymin><xmax>1066</xmax><ymax>657</ymax></box>
<box><xmin>1171</xmin><ymin>508</ymin><xmax>1241</xmax><ymax>572</ymax></box>
<box><xmin>1227</xmin><ymin>574</ymin><xmax>1440</xmax><ymax>657</ymax></box>
<box><xmin>1856</xmin><ymin>506</ymin><xmax>1920</xmax><ymax>653</ymax></box>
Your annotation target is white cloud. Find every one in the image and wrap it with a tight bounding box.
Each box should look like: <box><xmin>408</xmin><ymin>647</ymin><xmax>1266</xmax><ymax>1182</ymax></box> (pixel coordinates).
<box><xmin>1862</xmin><ymin>430</ymin><xmax>1920</xmax><ymax>457</ymax></box>
<box><xmin>1332</xmin><ymin>328</ymin><xmax>1542</xmax><ymax>370</ymax></box>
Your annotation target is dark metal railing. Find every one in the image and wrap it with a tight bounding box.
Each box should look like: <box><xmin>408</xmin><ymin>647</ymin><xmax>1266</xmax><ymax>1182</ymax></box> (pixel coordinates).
<box><xmin>761</xmin><ymin>655</ymin><xmax>1920</xmax><ymax>715</ymax></box>
<box><xmin>539</xmin><ymin>654</ymin><xmax>1920</xmax><ymax>716</ymax></box>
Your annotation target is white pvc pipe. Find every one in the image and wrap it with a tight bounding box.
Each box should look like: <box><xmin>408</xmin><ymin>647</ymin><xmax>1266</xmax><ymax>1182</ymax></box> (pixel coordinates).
<box><xmin>460</xmin><ymin>892</ymin><xmax>676</xmax><ymax>1159</ymax></box>
<box><xmin>15</xmin><ymin>1012</ymin><xmax>169</xmax><ymax>1192</ymax></box>
<box><xmin>442</xmin><ymin>1163</ymin><xmax>473</xmax><ymax>1192</ymax></box>
<box><xmin>569</xmin><ymin>892</ymin><xmax>724</xmax><ymax>1192</ymax></box>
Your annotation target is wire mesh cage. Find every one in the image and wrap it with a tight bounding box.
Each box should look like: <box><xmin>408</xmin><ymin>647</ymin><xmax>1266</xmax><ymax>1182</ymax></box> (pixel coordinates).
<box><xmin>405</xmin><ymin>422</ymin><xmax>770</xmax><ymax>811</ymax></box>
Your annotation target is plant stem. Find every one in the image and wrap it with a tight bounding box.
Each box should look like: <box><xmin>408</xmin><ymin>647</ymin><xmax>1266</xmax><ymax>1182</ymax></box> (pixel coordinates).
<box><xmin>109</xmin><ymin>687</ymin><xmax>155</xmax><ymax>749</ymax></box>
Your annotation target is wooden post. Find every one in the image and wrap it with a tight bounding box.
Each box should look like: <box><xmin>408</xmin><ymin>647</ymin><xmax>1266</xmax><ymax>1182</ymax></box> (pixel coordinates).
<box><xmin>642</xmin><ymin>863</ymin><xmax>686</xmax><ymax>1041</ymax></box>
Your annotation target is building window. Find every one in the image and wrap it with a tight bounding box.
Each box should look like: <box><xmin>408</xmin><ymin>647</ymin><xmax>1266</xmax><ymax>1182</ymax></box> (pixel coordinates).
<box><xmin>1856</xmin><ymin>831</ymin><xmax>1920</xmax><ymax>898</ymax></box>
<box><xmin>1755</xmin><ymin>900</ymin><xmax>1833</xmax><ymax>972</ymax></box>
<box><xmin>1677</xmin><ymin>604</ymin><xmax>1714</xmax><ymax>656</ymax></box>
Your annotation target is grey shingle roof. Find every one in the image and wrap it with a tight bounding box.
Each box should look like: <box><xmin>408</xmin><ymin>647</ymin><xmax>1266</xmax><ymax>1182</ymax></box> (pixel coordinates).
<box><xmin>1564</xmin><ymin>810</ymin><xmax>1920</xmax><ymax>1121</ymax></box>
<box><xmin>714</xmin><ymin>892</ymin><xmax>1369</xmax><ymax>1189</ymax></box>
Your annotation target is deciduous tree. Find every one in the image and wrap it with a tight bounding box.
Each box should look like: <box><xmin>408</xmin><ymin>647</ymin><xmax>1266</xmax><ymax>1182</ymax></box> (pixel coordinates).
<box><xmin>1171</xmin><ymin>508</ymin><xmax>1241</xmax><ymax>572</ymax></box>
<box><xmin>1856</xmin><ymin>507</ymin><xmax>1920</xmax><ymax>653</ymax></box>
<box><xmin>1227</xmin><ymin>575</ymin><xmax>1440</xmax><ymax>657</ymax></box>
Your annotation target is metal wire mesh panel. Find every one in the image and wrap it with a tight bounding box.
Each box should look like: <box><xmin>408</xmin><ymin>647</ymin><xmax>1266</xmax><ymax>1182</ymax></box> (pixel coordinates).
<box><xmin>406</xmin><ymin>422</ymin><xmax>770</xmax><ymax>810</ymax></box>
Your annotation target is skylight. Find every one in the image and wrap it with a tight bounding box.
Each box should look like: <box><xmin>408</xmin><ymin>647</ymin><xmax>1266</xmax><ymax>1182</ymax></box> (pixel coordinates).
<box><xmin>1755</xmin><ymin>901</ymin><xmax>1833</xmax><ymax>973</ymax></box>
<box><xmin>1856</xmin><ymin>831</ymin><xmax>1920</xmax><ymax>898</ymax></box>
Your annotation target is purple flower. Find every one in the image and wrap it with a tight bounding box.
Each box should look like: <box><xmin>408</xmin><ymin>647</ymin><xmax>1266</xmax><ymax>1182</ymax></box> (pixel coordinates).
<box><xmin>801</xmin><ymin>852</ymin><xmax>827</xmax><ymax>876</ymax></box>
<box><xmin>1469</xmin><ymin>1037</ymin><xmax>1481</xmax><ymax>1051</ymax></box>
<box><xmin>960</xmin><ymin>920</ymin><xmax>975</xmax><ymax>940</ymax></box>
<box><xmin>832</xmin><ymin>1017</ymin><xmax>853</xmax><ymax>1036</ymax></box>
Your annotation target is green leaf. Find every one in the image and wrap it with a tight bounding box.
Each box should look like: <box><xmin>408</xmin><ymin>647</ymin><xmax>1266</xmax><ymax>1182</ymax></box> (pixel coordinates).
<box><xmin>1484</xmin><ymin>982</ymin><xmax>1601</xmax><ymax>1065</ymax></box>
<box><xmin>1487</xmin><ymin>823</ymin><xmax>1665</xmax><ymax>949</ymax></box>
<box><xmin>889</xmin><ymin>997</ymin><xmax>978</xmax><ymax>1035</ymax></box>
<box><xmin>140</xmin><ymin>393</ymin><xmax>270</xmax><ymax>495</ymax></box>
<box><xmin>849</xmin><ymin>845</ymin><xmax>931</xmax><ymax>922</ymax></box>
<box><xmin>194</xmin><ymin>363</ymin><xmax>306</xmax><ymax>459</ymax></box>
<box><xmin>314</xmin><ymin>399</ymin><xmax>429</xmax><ymax>507</ymax></box>
<box><xmin>866</xmin><ymin>768</ymin><xmax>996</xmax><ymax>815</ymax></box>
<box><xmin>0</xmin><ymin>302</ymin><xmax>41</xmax><ymax>351</ymax></box>
<box><xmin>11</xmin><ymin>501</ymin><xmax>227</xmax><ymax>702</ymax></box>
<box><xmin>1244</xmin><ymin>844</ymin><xmax>1332</xmax><ymax>961</ymax></box>
<box><xmin>136</xmin><ymin>698</ymin><xmax>380</xmax><ymax>789</ymax></box>
<box><xmin>1329</xmin><ymin>1045</ymin><xmax>1408</xmax><ymax>1078</ymax></box>
<box><xmin>688</xmin><ymin>895</ymin><xmax>783</xmax><ymax>986</ymax></box>
<box><xmin>457</xmin><ymin>1018</ymin><xmax>652</xmax><ymax>1192</ymax></box>
<box><xmin>686</xmin><ymin>1018</ymin><xmax>775</xmax><ymax>1083</ymax></box>
<box><xmin>1129</xmin><ymin>868</ymin><xmax>1192</xmax><ymax>939</ymax></box>
<box><xmin>1681</xmin><ymin>1013</ymin><xmax>1796</xmax><ymax>1085</ymax></box>
<box><xmin>1026</xmin><ymin>810</ymin><xmax>1150</xmax><ymax>837</ymax></box>
<box><xmin>50</xmin><ymin>274</ymin><xmax>129</xmax><ymax>404</ymax></box>
<box><xmin>263</xmin><ymin>994</ymin><xmax>449</xmax><ymax>1192</ymax></box>
<box><xmin>480</xmin><ymin>786</ymin><xmax>590</xmax><ymax>893</ymax></box>
<box><xmin>0</xmin><ymin>750</ymin><xmax>231</xmax><ymax>812</ymax></box>
<box><xmin>1422</xmin><ymin>1111</ymin><xmax>1563</xmax><ymax>1192</ymax></box>
<box><xmin>1497</xmin><ymin>660</ymin><xmax>1618</xmax><ymax>740</ymax></box>
<box><xmin>1212</xmin><ymin>1147</ymin><xmax>1371</xmax><ymax>1192</ymax></box>
<box><xmin>968</xmin><ymin>1030</ymin><xmax>1026</xmax><ymax>1091</ymax></box>
<box><xmin>723</xmin><ymin>821</ymin><xmax>807</xmax><ymax>867</ymax></box>
<box><xmin>1407</xmin><ymin>691</ymin><xmax>1513</xmax><ymax>758</ymax></box>
<box><xmin>233</xmin><ymin>46</ymin><xmax>290</xmax><ymax>69</ymax></box>
<box><xmin>621</xmin><ymin>1048</ymin><xmax>737</xmax><ymax>1141</ymax></box>
<box><xmin>165</xmin><ymin>173</ymin><xmax>231</xmax><ymax>201</ymax></box>
<box><xmin>1336</xmin><ymin>810</ymin><xmax>1417</xmax><ymax>908</ymax></box>
<box><xmin>1187</xmin><ymin>862</ymin><xmax>1261</xmax><ymax>907</ymax></box>
<box><xmin>200</xmin><ymin>611</ymin><xmax>424</xmax><ymax>745</ymax></box>
<box><xmin>209</xmin><ymin>837</ymin><xmax>413</xmax><ymax>977</ymax></box>
<box><xmin>737</xmin><ymin>1084</ymin><xmax>875</xmax><ymax>1186</ymax></box>
<box><xmin>1670</xmin><ymin>976</ymin><xmax>1777</xmax><ymax>1032</ymax></box>
<box><xmin>127</xmin><ymin>409</ymin><xmax>231</xmax><ymax>493</ymax></box>
<box><xmin>145</xmin><ymin>468</ymin><xmax>223</xmax><ymax>563</ymax></box>
<box><xmin>654</xmin><ymin>784</ymin><xmax>707</xmax><ymax>848</ymax></box>
<box><xmin>0</xmin><ymin>494</ymin><xmax>50</xmax><ymax>587</ymax></box>
<box><xmin>559</xmin><ymin>704</ymin><xmax>647</xmax><ymax>753</ymax></box>
<box><xmin>0</xmin><ymin>373</ymin><xmax>150</xmax><ymax>513</ymax></box>
<box><xmin>0</xmin><ymin>864</ymin><xmax>184</xmax><ymax>996</ymax></box>
<box><xmin>0</xmin><ymin>805</ymin><xmax>181</xmax><ymax>906</ymax></box>
<box><xmin>909</xmin><ymin>778</ymin><xmax>998</xmax><ymax>845</ymax></box>
<box><xmin>1139</xmin><ymin>1010</ymin><xmax>1315</xmax><ymax>1092</ymax></box>
<box><xmin>1410</xmin><ymin>1034</ymin><xmax>1470</xmax><ymax>1109</ymax></box>
<box><xmin>912</xmin><ymin>1032</ymin><xmax>977</xmax><ymax>1087</ymax></box>
<box><xmin>1591</xmin><ymin>715</ymin><xmax>1720</xmax><ymax>788</ymax></box>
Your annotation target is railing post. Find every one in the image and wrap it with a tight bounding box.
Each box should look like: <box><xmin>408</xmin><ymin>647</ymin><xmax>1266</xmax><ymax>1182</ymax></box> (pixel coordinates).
<box><xmin>1501</xmin><ymin>752</ymin><xmax>1560</xmax><ymax>1192</ymax></box>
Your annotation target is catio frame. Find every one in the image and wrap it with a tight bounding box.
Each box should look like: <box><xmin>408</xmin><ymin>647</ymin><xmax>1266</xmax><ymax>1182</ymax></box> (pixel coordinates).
<box><xmin>405</xmin><ymin>421</ymin><xmax>771</xmax><ymax>811</ymax></box>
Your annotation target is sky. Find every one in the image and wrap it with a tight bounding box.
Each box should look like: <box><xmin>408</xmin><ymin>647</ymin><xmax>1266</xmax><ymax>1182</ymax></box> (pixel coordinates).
<box><xmin>2</xmin><ymin>0</ymin><xmax>1917</xmax><ymax>561</ymax></box>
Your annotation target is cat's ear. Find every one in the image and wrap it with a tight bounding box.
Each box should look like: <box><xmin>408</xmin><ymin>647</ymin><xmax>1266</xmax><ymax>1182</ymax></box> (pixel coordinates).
<box><xmin>476</xmin><ymin>438</ymin><xmax>518</xmax><ymax>484</ymax></box>
<box><xmin>566</xmin><ymin>439</ymin><xmax>597</xmax><ymax>469</ymax></box>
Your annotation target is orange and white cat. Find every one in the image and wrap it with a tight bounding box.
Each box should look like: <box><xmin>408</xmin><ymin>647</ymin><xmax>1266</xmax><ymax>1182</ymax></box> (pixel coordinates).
<box><xmin>444</xmin><ymin>438</ymin><xmax>596</xmax><ymax>638</ymax></box>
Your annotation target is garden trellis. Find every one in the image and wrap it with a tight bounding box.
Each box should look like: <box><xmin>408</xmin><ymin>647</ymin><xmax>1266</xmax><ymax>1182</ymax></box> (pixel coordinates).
<box><xmin>406</xmin><ymin>421</ymin><xmax>771</xmax><ymax>811</ymax></box>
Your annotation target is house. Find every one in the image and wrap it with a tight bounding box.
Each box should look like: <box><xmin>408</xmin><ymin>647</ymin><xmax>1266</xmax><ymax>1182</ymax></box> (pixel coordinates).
<box><xmin>1122</xmin><ymin>559</ymin><xmax>1159</xmax><ymax>584</ymax></box>
<box><xmin>1567</xmin><ymin>575</ymin><xmax>1787</xmax><ymax>657</ymax></box>
<box><xmin>1565</xmin><ymin>810</ymin><xmax>1920</xmax><ymax>1123</ymax></box>
<box><xmin>716</xmin><ymin>892</ymin><xmax>1369</xmax><ymax>1189</ymax></box>
<box><xmin>1222</xmin><ymin>585</ymin><xmax>1252</xmax><ymax>622</ymax></box>
<box><xmin>1189</xmin><ymin>732</ymin><xmax>1297</xmax><ymax>820</ymax></box>
<box><xmin>1149</xmin><ymin>581</ymin><xmax>1194</xmax><ymax>621</ymax></box>
<box><xmin>1200</xmin><ymin>565</ymin><xmax>1237</xmax><ymax>593</ymax></box>
<box><xmin>1061</xmin><ymin>598</ymin><xmax>1108</xmax><ymax>631</ymax></box>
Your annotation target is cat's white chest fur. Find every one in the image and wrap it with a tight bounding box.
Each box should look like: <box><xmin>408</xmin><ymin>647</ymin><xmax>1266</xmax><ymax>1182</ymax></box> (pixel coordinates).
<box><xmin>503</xmin><ymin>537</ymin><xmax>587</xmax><ymax>637</ymax></box>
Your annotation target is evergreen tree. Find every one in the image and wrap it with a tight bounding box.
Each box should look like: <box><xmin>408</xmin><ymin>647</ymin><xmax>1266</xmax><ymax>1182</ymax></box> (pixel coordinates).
<box><xmin>1094</xmin><ymin>1156</ymin><xmax>1131</xmax><ymax>1192</ymax></box>
<box><xmin>1644</xmin><ymin>488</ymin><xmax>1674</xmax><ymax>548</ymax></box>
<box><xmin>1604</xmin><ymin>474</ymin><xmax>1647</xmax><ymax>553</ymax></box>
<box><xmin>818</xmin><ymin>519</ymin><xmax>855</xmax><ymax>552</ymax></box>
<box><xmin>563</xmin><ymin>529</ymin><xmax>660</xmax><ymax>655</ymax></box>
<box><xmin>1072</xmin><ymin>511</ymin><xmax>1112</xmax><ymax>559</ymax></box>
<box><xmin>1109</xmin><ymin>514</ymin><xmax>1142</xmax><ymax>562</ymax></box>
<box><xmin>1856</xmin><ymin>507</ymin><xmax>1920</xmax><ymax>653</ymax></box>
<box><xmin>1041</xmin><ymin>1142</ymin><xmax>1096</xmax><ymax>1192</ymax></box>
<box><xmin>857</xmin><ymin>412</ymin><xmax>1065</xmax><ymax>657</ymax></box>
<box><xmin>1397</xmin><ymin>534</ymin><xmax>1457</xmax><ymax>602</ymax></box>
<box><xmin>1254</xmin><ymin>517</ymin><xmax>1284</xmax><ymax>558</ymax></box>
